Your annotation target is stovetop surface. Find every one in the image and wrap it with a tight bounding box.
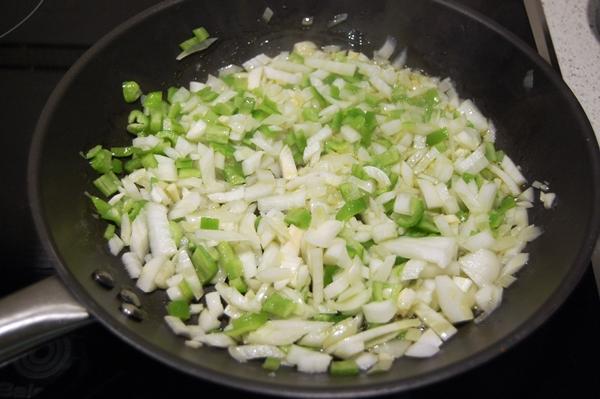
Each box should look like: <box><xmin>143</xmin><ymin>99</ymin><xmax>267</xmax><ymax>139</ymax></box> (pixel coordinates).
<box><xmin>0</xmin><ymin>0</ymin><xmax>598</xmax><ymax>397</ymax></box>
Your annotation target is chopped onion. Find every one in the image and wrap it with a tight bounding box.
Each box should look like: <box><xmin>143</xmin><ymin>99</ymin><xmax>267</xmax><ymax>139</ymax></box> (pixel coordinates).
<box><xmin>262</xmin><ymin>7</ymin><xmax>274</xmax><ymax>23</ymax></box>
<box><xmin>327</xmin><ymin>13</ymin><xmax>348</xmax><ymax>28</ymax></box>
<box><xmin>88</xmin><ymin>41</ymin><xmax>546</xmax><ymax>376</ymax></box>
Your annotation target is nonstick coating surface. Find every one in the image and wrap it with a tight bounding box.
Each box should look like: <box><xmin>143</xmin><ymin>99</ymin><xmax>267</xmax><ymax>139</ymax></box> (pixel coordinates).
<box><xmin>29</xmin><ymin>0</ymin><xmax>600</xmax><ymax>396</ymax></box>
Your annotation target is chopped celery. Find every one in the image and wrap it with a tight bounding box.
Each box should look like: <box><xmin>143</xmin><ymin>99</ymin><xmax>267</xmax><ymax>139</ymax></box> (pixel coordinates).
<box><xmin>336</xmin><ymin>196</ymin><xmax>368</xmax><ymax>221</ymax></box>
<box><xmin>226</xmin><ymin>312</ymin><xmax>268</xmax><ymax>338</ymax></box>
<box><xmin>262</xmin><ymin>357</ymin><xmax>281</xmax><ymax>371</ymax></box>
<box><xmin>200</xmin><ymin>217</ymin><xmax>220</xmax><ymax>230</ymax></box>
<box><xmin>192</xmin><ymin>245</ymin><xmax>219</xmax><ymax>284</ymax></box>
<box><xmin>284</xmin><ymin>208</ymin><xmax>312</xmax><ymax>229</ymax></box>
<box><xmin>330</xmin><ymin>360</ymin><xmax>359</xmax><ymax>376</ymax></box>
<box><xmin>168</xmin><ymin>300</ymin><xmax>190</xmax><ymax>320</ymax></box>
<box><xmin>122</xmin><ymin>81</ymin><xmax>142</xmax><ymax>103</ymax></box>
<box><xmin>261</xmin><ymin>292</ymin><xmax>296</xmax><ymax>318</ymax></box>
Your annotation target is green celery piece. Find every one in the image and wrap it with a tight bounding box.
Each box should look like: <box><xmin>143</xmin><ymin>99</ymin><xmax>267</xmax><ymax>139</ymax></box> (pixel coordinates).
<box><xmin>391</xmin><ymin>87</ymin><xmax>408</xmax><ymax>102</ymax></box>
<box><xmin>323</xmin><ymin>265</ymin><xmax>340</xmax><ymax>286</ymax></box>
<box><xmin>126</xmin><ymin>110</ymin><xmax>149</xmax><ymax>134</ymax></box>
<box><xmin>462</xmin><ymin>173</ymin><xmax>476</xmax><ymax>183</ymax></box>
<box><xmin>110</xmin><ymin>146</ymin><xmax>134</xmax><ymax>157</ymax></box>
<box><xmin>223</xmin><ymin>157</ymin><xmax>245</xmax><ymax>185</ymax></box>
<box><xmin>393</xmin><ymin>197</ymin><xmax>425</xmax><ymax>228</ymax></box>
<box><xmin>489</xmin><ymin>211</ymin><xmax>504</xmax><ymax>229</ymax></box>
<box><xmin>339</xmin><ymin>182</ymin><xmax>364</xmax><ymax>202</ymax></box>
<box><xmin>103</xmin><ymin>224</ymin><xmax>116</xmax><ymax>240</ymax></box>
<box><xmin>426</xmin><ymin>128</ymin><xmax>448</xmax><ymax>146</ymax></box>
<box><xmin>288</xmin><ymin>52</ymin><xmax>304</xmax><ymax>64</ymax></box>
<box><xmin>480</xmin><ymin>168</ymin><xmax>496</xmax><ymax>181</ymax></box>
<box><xmin>197</xmin><ymin>86</ymin><xmax>219</xmax><ymax>102</ymax></box>
<box><xmin>127</xmin><ymin>200</ymin><xmax>146</xmax><ymax>220</ymax></box>
<box><xmin>213</xmin><ymin>101</ymin><xmax>236</xmax><ymax>116</ymax></box>
<box><xmin>210</xmin><ymin>142</ymin><xmax>236</xmax><ymax>157</ymax></box>
<box><xmin>261</xmin><ymin>292</ymin><xmax>296</xmax><ymax>318</ymax></box>
<box><xmin>200</xmin><ymin>217</ymin><xmax>220</xmax><ymax>230</ymax></box>
<box><xmin>192</xmin><ymin>26</ymin><xmax>209</xmax><ymax>41</ymax></box>
<box><xmin>351</xmin><ymin>164</ymin><xmax>369</xmax><ymax>180</ymax></box>
<box><xmin>330</xmin><ymin>360</ymin><xmax>359</xmax><ymax>376</ymax></box>
<box><xmin>89</xmin><ymin>149</ymin><xmax>113</xmax><ymax>174</ymax></box>
<box><xmin>175</xmin><ymin>158</ymin><xmax>193</xmax><ymax>169</ymax></box>
<box><xmin>259</xmin><ymin>96</ymin><xmax>280</xmax><ymax>114</ymax></box>
<box><xmin>484</xmin><ymin>142</ymin><xmax>497</xmax><ymax>162</ymax></box>
<box><xmin>498</xmin><ymin>196</ymin><xmax>517</xmax><ymax>213</ymax></box>
<box><xmin>251</xmin><ymin>109</ymin><xmax>269</xmax><ymax>121</ymax></box>
<box><xmin>167</xmin><ymin>87</ymin><xmax>178</xmax><ymax>103</ymax></box>
<box><xmin>495</xmin><ymin>150</ymin><xmax>505</xmax><ymax>162</ymax></box>
<box><xmin>323</xmin><ymin>74</ymin><xmax>337</xmax><ymax>85</ymax></box>
<box><xmin>383</xmin><ymin>199</ymin><xmax>394</xmax><ymax>214</ymax></box>
<box><xmin>225</xmin><ymin>312</ymin><xmax>268</xmax><ymax>338</ymax></box>
<box><xmin>373</xmin><ymin>148</ymin><xmax>401</xmax><ymax>167</ymax></box>
<box><xmin>489</xmin><ymin>196</ymin><xmax>517</xmax><ymax>228</ymax></box>
<box><xmin>167</xmin><ymin>300</ymin><xmax>190</xmax><ymax>320</ymax></box>
<box><xmin>325</xmin><ymin>138</ymin><xmax>352</xmax><ymax>154</ymax></box>
<box><xmin>284</xmin><ymin>208</ymin><xmax>312</xmax><ymax>229</ymax></box>
<box><xmin>217</xmin><ymin>242</ymin><xmax>243</xmax><ymax>280</ymax></box>
<box><xmin>361</xmin><ymin>111</ymin><xmax>377</xmax><ymax>146</ymax></box>
<box><xmin>178</xmin><ymin>280</ymin><xmax>194</xmax><ymax>301</ymax></box>
<box><xmin>156</xmin><ymin>130</ymin><xmax>178</xmax><ymax>144</ymax></box>
<box><xmin>330</xmin><ymin>85</ymin><xmax>341</xmax><ymax>100</ymax></box>
<box><xmin>178</xmin><ymin>168</ymin><xmax>201</xmax><ymax>178</ymax></box>
<box><xmin>179</xmin><ymin>36</ymin><xmax>201</xmax><ymax>51</ymax></box>
<box><xmin>88</xmin><ymin>194</ymin><xmax>121</xmax><ymax>225</ymax></box>
<box><xmin>122</xmin><ymin>81</ymin><xmax>142</xmax><ymax>103</ymax></box>
<box><xmin>229</xmin><ymin>276</ymin><xmax>248</xmax><ymax>293</ymax></box>
<box><xmin>169</xmin><ymin>221</ymin><xmax>183</xmax><ymax>245</ymax></box>
<box><xmin>238</xmin><ymin>97</ymin><xmax>255</xmax><ymax>114</ymax></box>
<box><xmin>149</xmin><ymin>110</ymin><xmax>163</xmax><ymax>133</ymax></box>
<box><xmin>221</xmin><ymin>75</ymin><xmax>247</xmax><ymax>92</ymax></box>
<box><xmin>258</xmin><ymin>125</ymin><xmax>278</xmax><ymax>139</ymax></box>
<box><xmin>262</xmin><ymin>357</ymin><xmax>281</xmax><ymax>371</ymax></box>
<box><xmin>111</xmin><ymin>158</ymin><xmax>122</xmax><ymax>174</ymax></box>
<box><xmin>111</xmin><ymin>158</ymin><xmax>121</xmax><ymax>173</ymax></box>
<box><xmin>372</xmin><ymin>281</ymin><xmax>385</xmax><ymax>301</ymax></box>
<box><xmin>124</xmin><ymin>157</ymin><xmax>142</xmax><ymax>173</ymax></box>
<box><xmin>414</xmin><ymin>214</ymin><xmax>440</xmax><ymax>234</ymax></box>
<box><xmin>302</xmin><ymin>107</ymin><xmax>320</xmax><ymax>122</ymax></box>
<box><xmin>141</xmin><ymin>153</ymin><xmax>158</xmax><ymax>169</ymax></box>
<box><xmin>309</xmin><ymin>86</ymin><xmax>328</xmax><ymax>108</ymax></box>
<box><xmin>365</xmin><ymin>93</ymin><xmax>379</xmax><ymax>107</ymax></box>
<box><xmin>336</xmin><ymin>197</ymin><xmax>368</xmax><ymax>221</ymax></box>
<box><xmin>407</xmin><ymin>88</ymin><xmax>439</xmax><ymax>108</ymax></box>
<box><xmin>93</xmin><ymin>172</ymin><xmax>120</xmax><ymax>197</ymax></box>
<box><xmin>192</xmin><ymin>245</ymin><xmax>218</xmax><ymax>284</ymax></box>
<box><xmin>85</xmin><ymin>145</ymin><xmax>102</xmax><ymax>159</ymax></box>
<box><xmin>143</xmin><ymin>91</ymin><xmax>163</xmax><ymax>109</ymax></box>
<box><xmin>345</xmin><ymin>239</ymin><xmax>364</xmax><ymax>260</ymax></box>
<box><xmin>205</xmin><ymin>124</ymin><xmax>230</xmax><ymax>143</ymax></box>
<box><xmin>331</xmin><ymin>111</ymin><xmax>344</xmax><ymax>132</ymax></box>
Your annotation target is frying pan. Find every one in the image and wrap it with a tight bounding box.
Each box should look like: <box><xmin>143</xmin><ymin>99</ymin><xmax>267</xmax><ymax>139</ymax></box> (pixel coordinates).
<box><xmin>1</xmin><ymin>0</ymin><xmax>598</xmax><ymax>396</ymax></box>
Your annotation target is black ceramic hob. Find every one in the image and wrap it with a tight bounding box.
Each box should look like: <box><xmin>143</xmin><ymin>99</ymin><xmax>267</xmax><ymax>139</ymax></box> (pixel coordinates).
<box><xmin>0</xmin><ymin>1</ymin><xmax>598</xmax><ymax>397</ymax></box>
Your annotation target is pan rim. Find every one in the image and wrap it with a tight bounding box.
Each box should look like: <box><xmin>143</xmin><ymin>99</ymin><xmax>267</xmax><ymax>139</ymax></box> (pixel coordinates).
<box><xmin>27</xmin><ymin>0</ymin><xmax>600</xmax><ymax>397</ymax></box>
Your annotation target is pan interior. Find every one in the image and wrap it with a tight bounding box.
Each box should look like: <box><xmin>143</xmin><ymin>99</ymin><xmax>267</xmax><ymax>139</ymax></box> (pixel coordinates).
<box><xmin>30</xmin><ymin>0</ymin><xmax>600</xmax><ymax>396</ymax></box>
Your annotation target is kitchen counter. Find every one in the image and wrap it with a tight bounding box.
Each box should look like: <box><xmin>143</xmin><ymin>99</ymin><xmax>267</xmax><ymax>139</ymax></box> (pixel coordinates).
<box><xmin>541</xmin><ymin>0</ymin><xmax>600</xmax><ymax>140</ymax></box>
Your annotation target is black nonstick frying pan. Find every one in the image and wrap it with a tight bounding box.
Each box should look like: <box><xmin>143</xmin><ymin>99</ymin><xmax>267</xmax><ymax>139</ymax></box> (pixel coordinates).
<box><xmin>0</xmin><ymin>0</ymin><xmax>598</xmax><ymax>397</ymax></box>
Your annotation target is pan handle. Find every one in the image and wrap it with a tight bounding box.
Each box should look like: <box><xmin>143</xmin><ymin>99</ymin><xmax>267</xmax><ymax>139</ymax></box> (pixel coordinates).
<box><xmin>0</xmin><ymin>276</ymin><xmax>90</xmax><ymax>366</ymax></box>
